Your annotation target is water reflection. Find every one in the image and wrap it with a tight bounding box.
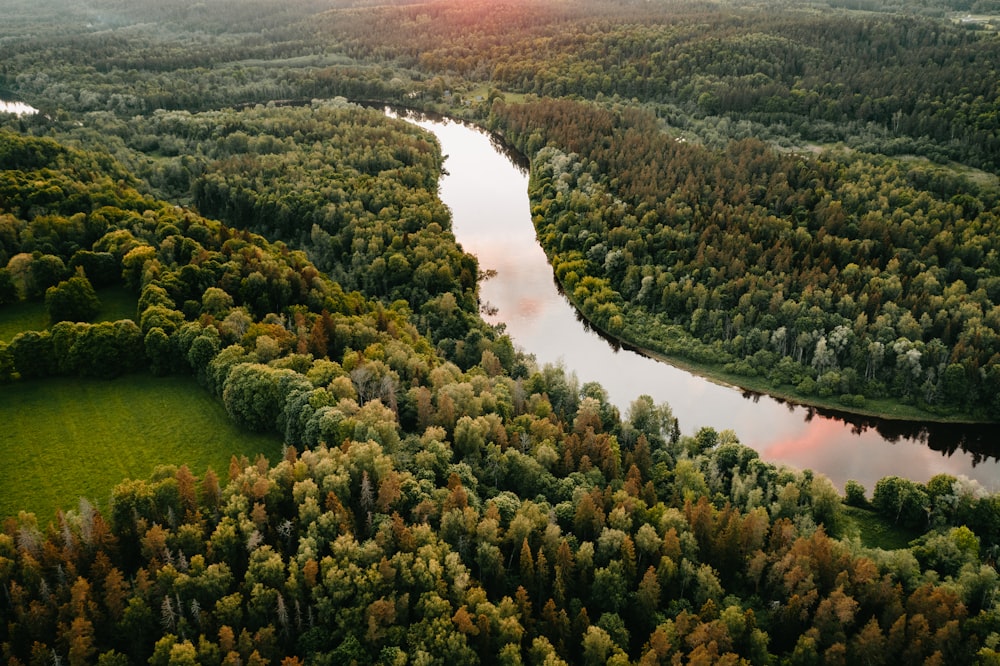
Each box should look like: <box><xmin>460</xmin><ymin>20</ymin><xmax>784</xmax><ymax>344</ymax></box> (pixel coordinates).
<box><xmin>389</xmin><ymin>107</ymin><xmax>1000</xmax><ymax>492</ymax></box>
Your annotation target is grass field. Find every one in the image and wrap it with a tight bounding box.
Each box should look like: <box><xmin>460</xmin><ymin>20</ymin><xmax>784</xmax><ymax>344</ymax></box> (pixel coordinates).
<box><xmin>0</xmin><ymin>285</ymin><xmax>138</xmax><ymax>342</ymax></box>
<box><xmin>841</xmin><ymin>505</ymin><xmax>921</xmax><ymax>550</ymax></box>
<box><xmin>0</xmin><ymin>374</ymin><xmax>282</xmax><ymax>522</ymax></box>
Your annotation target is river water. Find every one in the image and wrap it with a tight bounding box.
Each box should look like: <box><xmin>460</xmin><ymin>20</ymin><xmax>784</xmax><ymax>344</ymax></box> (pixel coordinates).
<box><xmin>427</xmin><ymin>112</ymin><xmax>999</xmax><ymax>492</ymax></box>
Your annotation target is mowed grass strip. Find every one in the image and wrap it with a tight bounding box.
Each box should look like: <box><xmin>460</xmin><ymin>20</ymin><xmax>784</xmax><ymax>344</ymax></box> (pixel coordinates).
<box><xmin>0</xmin><ymin>374</ymin><xmax>282</xmax><ymax>522</ymax></box>
<box><xmin>0</xmin><ymin>284</ymin><xmax>138</xmax><ymax>342</ymax></box>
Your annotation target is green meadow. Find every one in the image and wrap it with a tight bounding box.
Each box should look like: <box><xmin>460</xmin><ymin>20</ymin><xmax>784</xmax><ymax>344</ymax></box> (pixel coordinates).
<box><xmin>842</xmin><ymin>505</ymin><xmax>921</xmax><ymax>551</ymax></box>
<box><xmin>0</xmin><ymin>284</ymin><xmax>138</xmax><ymax>342</ymax></box>
<box><xmin>0</xmin><ymin>374</ymin><xmax>282</xmax><ymax>521</ymax></box>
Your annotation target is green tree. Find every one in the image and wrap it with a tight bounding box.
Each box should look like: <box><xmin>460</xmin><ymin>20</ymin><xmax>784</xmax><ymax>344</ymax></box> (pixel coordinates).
<box><xmin>222</xmin><ymin>363</ymin><xmax>305</xmax><ymax>432</ymax></box>
<box><xmin>872</xmin><ymin>476</ymin><xmax>930</xmax><ymax>529</ymax></box>
<box><xmin>46</xmin><ymin>274</ymin><xmax>101</xmax><ymax>323</ymax></box>
<box><xmin>581</xmin><ymin>625</ymin><xmax>624</xmax><ymax>665</ymax></box>
<box><xmin>69</xmin><ymin>250</ymin><xmax>119</xmax><ymax>288</ymax></box>
<box><xmin>27</xmin><ymin>253</ymin><xmax>67</xmax><ymax>298</ymax></box>
<box><xmin>0</xmin><ymin>341</ymin><xmax>14</xmax><ymax>382</ymax></box>
<box><xmin>844</xmin><ymin>480</ymin><xmax>868</xmax><ymax>508</ymax></box>
<box><xmin>9</xmin><ymin>329</ymin><xmax>55</xmax><ymax>378</ymax></box>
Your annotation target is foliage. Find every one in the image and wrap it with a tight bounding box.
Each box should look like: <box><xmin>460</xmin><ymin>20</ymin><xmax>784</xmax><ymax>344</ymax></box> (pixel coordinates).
<box><xmin>0</xmin><ymin>126</ymin><xmax>995</xmax><ymax>666</ymax></box>
<box><xmin>45</xmin><ymin>274</ymin><xmax>100</xmax><ymax>323</ymax></box>
<box><xmin>1</xmin><ymin>2</ymin><xmax>999</xmax><ymax>663</ymax></box>
<box><xmin>490</xmin><ymin>98</ymin><xmax>1000</xmax><ymax>419</ymax></box>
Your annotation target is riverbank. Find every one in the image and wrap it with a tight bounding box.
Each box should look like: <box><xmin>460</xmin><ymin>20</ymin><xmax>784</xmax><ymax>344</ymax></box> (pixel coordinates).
<box><xmin>407</xmin><ymin>107</ymin><xmax>1000</xmax><ymax>489</ymax></box>
<box><xmin>420</xmin><ymin>101</ymin><xmax>998</xmax><ymax>427</ymax></box>
<box><xmin>634</xmin><ymin>340</ymin><xmax>987</xmax><ymax>425</ymax></box>
<box><xmin>567</xmin><ymin>295</ymin><xmax>994</xmax><ymax>425</ymax></box>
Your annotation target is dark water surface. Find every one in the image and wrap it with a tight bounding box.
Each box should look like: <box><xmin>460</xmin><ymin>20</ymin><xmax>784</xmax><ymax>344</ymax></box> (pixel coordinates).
<box><xmin>393</xmin><ymin>110</ymin><xmax>999</xmax><ymax>493</ymax></box>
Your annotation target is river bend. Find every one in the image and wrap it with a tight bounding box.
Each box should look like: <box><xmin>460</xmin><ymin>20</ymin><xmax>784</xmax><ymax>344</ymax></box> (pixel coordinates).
<box><xmin>398</xmin><ymin>110</ymin><xmax>998</xmax><ymax>493</ymax></box>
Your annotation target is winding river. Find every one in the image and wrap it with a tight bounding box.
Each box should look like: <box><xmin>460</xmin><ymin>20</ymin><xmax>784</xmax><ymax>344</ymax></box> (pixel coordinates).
<box><xmin>394</xmin><ymin>110</ymin><xmax>1000</xmax><ymax>494</ymax></box>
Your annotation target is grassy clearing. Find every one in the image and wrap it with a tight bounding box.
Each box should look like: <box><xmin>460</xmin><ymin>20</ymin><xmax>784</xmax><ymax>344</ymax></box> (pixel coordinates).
<box><xmin>841</xmin><ymin>505</ymin><xmax>920</xmax><ymax>550</ymax></box>
<box><xmin>0</xmin><ymin>285</ymin><xmax>137</xmax><ymax>342</ymax></box>
<box><xmin>0</xmin><ymin>374</ymin><xmax>281</xmax><ymax>522</ymax></box>
<box><xmin>460</xmin><ymin>85</ymin><xmax>529</xmax><ymax>105</ymax></box>
<box><xmin>0</xmin><ymin>298</ymin><xmax>48</xmax><ymax>341</ymax></box>
<box><xmin>92</xmin><ymin>284</ymin><xmax>138</xmax><ymax>322</ymax></box>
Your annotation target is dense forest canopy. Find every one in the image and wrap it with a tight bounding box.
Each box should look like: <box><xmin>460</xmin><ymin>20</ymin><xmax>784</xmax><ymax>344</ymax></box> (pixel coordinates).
<box><xmin>2</xmin><ymin>0</ymin><xmax>1000</xmax><ymax>663</ymax></box>
<box><xmin>486</xmin><ymin>98</ymin><xmax>1000</xmax><ymax>418</ymax></box>
<box><xmin>2</xmin><ymin>126</ymin><xmax>1000</xmax><ymax>665</ymax></box>
<box><xmin>5</xmin><ymin>0</ymin><xmax>999</xmax><ymax>419</ymax></box>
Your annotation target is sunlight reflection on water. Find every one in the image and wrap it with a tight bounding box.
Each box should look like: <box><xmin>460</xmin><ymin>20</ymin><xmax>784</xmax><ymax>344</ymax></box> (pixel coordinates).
<box><xmin>390</xmin><ymin>108</ymin><xmax>1000</xmax><ymax>493</ymax></box>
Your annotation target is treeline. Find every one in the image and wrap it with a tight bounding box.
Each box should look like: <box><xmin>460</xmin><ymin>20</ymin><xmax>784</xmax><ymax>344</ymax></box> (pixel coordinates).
<box><xmin>321</xmin><ymin>0</ymin><xmax>1000</xmax><ymax>170</ymax></box>
<box><xmin>3</xmin><ymin>101</ymin><xmax>501</xmax><ymax>370</ymax></box>
<box><xmin>3</xmin><ymin>5</ymin><xmax>414</xmax><ymax>119</ymax></box>
<box><xmin>485</xmin><ymin>97</ymin><xmax>1000</xmax><ymax>419</ymax></box>
<box><xmin>12</xmin><ymin>0</ymin><xmax>1000</xmax><ymax>172</ymax></box>
<box><xmin>4</xmin><ymin>427</ymin><xmax>1000</xmax><ymax>664</ymax></box>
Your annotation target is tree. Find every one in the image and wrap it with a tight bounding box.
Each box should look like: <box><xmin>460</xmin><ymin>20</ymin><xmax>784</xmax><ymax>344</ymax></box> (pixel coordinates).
<box><xmin>69</xmin><ymin>251</ymin><xmax>119</xmax><ymax>288</ymax></box>
<box><xmin>222</xmin><ymin>363</ymin><xmax>307</xmax><ymax>432</ymax></box>
<box><xmin>27</xmin><ymin>253</ymin><xmax>67</xmax><ymax>298</ymax></box>
<box><xmin>9</xmin><ymin>329</ymin><xmax>55</xmax><ymax>378</ymax></box>
<box><xmin>145</xmin><ymin>327</ymin><xmax>175</xmax><ymax>376</ymax></box>
<box><xmin>636</xmin><ymin>566</ymin><xmax>662</xmax><ymax>620</ymax></box>
<box><xmin>46</xmin><ymin>275</ymin><xmax>100</xmax><ymax>323</ymax></box>
<box><xmin>844</xmin><ymin>480</ymin><xmax>868</xmax><ymax>508</ymax></box>
<box><xmin>591</xmin><ymin>561</ymin><xmax>628</xmax><ymax>614</ymax></box>
<box><xmin>67</xmin><ymin>616</ymin><xmax>97</xmax><ymax>666</ymax></box>
<box><xmin>0</xmin><ymin>341</ymin><xmax>14</xmax><ymax>382</ymax></box>
<box><xmin>872</xmin><ymin>476</ymin><xmax>930</xmax><ymax>529</ymax></box>
<box><xmin>581</xmin><ymin>625</ymin><xmax>624</xmax><ymax>666</ymax></box>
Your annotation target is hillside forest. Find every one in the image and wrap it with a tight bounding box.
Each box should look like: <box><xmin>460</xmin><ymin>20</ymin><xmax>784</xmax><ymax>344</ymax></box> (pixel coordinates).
<box><xmin>1</xmin><ymin>0</ymin><xmax>1000</xmax><ymax>664</ymax></box>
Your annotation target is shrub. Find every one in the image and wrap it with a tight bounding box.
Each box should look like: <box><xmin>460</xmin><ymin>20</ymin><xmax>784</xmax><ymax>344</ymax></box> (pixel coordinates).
<box><xmin>45</xmin><ymin>275</ymin><xmax>100</xmax><ymax>323</ymax></box>
<box><xmin>844</xmin><ymin>479</ymin><xmax>868</xmax><ymax>507</ymax></box>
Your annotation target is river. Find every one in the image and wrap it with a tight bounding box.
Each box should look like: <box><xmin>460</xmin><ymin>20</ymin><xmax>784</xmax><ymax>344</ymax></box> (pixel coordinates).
<box><xmin>400</xmin><ymin>110</ymin><xmax>1000</xmax><ymax>493</ymax></box>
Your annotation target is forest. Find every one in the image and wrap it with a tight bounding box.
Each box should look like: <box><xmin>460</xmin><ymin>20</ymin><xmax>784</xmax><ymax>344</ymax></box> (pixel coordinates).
<box><xmin>1</xmin><ymin>125</ymin><xmax>999</xmax><ymax>664</ymax></box>
<box><xmin>6</xmin><ymin>0</ymin><xmax>1000</xmax><ymax>419</ymax></box>
<box><xmin>489</xmin><ymin>98</ymin><xmax>1000</xmax><ymax>418</ymax></box>
<box><xmin>1</xmin><ymin>0</ymin><xmax>1000</xmax><ymax>663</ymax></box>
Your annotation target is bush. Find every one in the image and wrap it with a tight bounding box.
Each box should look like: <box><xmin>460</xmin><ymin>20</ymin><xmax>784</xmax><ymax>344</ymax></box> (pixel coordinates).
<box><xmin>839</xmin><ymin>393</ymin><xmax>866</xmax><ymax>408</ymax></box>
<box><xmin>844</xmin><ymin>479</ymin><xmax>868</xmax><ymax>507</ymax></box>
<box><xmin>45</xmin><ymin>275</ymin><xmax>100</xmax><ymax>323</ymax></box>
<box><xmin>796</xmin><ymin>377</ymin><xmax>816</xmax><ymax>395</ymax></box>
<box><xmin>872</xmin><ymin>476</ymin><xmax>930</xmax><ymax>528</ymax></box>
